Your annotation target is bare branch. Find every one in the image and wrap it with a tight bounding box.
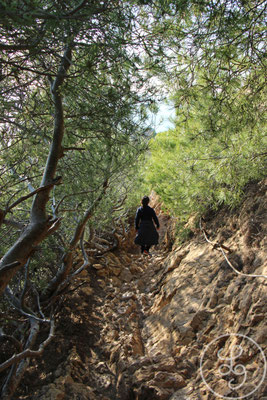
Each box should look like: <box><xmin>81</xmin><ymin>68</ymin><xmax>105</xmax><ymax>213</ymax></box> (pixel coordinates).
<box><xmin>54</xmin><ymin>188</ymin><xmax>99</xmax><ymax>215</ymax></box>
<box><xmin>62</xmin><ymin>146</ymin><xmax>86</xmax><ymax>153</ymax></box>
<box><xmin>5</xmin><ymin>287</ymin><xmax>50</xmax><ymax>323</ymax></box>
<box><xmin>43</xmin><ymin>179</ymin><xmax>109</xmax><ymax>299</ymax></box>
<box><xmin>0</xmin><ymin>318</ymin><xmax>55</xmax><ymax>373</ymax></box>
<box><xmin>0</xmin><ymin>312</ymin><xmax>25</xmax><ymax>323</ymax></box>
<box><xmin>32</xmin><ymin>287</ymin><xmax>45</xmax><ymax>320</ymax></box>
<box><xmin>112</xmin><ymin>194</ymin><xmax>128</xmax><ymax>212</ymax></box>
<box><xmin>80</xmin><ymin>229</ymin><xmax>89</xmax><ymax>267</ymax></box>
<box><xmin>20</xmin><ymin>259</ymin><xmax>30</xmax><ymax>310</ymax></box>
<box><xmin>0</xmin><ymin>261</ymin><xmax>21</xmax><ymax>274</ymax></box>
<box><xmin>65</xmin><ymin>0</ymin><xmax>88</xmax><ymax>16</ymax></box>
<box><xmin>5</xmin><ymin>180</ymin><xmax>62</xmax><ymax>214</ymax></box>
<box><xmin>2</xmin><ymin>219</ymin><xmax>25</xmax><ymax>229</ymax></box>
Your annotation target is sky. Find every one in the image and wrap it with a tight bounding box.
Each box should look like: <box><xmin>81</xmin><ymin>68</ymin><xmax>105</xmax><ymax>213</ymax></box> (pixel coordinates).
<box><xmin>150</xmin><ymin>102</ymin><xmax>176</xmax><ymax>133</ymax></box>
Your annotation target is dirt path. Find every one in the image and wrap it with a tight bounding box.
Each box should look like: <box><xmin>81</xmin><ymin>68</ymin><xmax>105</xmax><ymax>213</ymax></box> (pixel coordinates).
<box><xmin>16</xmin><ymin>213</ymin><xmax>171</xmax><ymax>400</ymax></box>
<box><xmin>15</xmin><ymin>181</ymin><xmax>267</xmax><ymax>400</ymax></box>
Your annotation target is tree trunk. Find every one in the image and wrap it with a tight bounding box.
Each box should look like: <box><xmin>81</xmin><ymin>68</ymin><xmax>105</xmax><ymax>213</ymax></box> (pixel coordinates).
<box><xmin>0</xmin><ymin>46</ymin><xmax>73</xmax><ymax>296</ymax></box>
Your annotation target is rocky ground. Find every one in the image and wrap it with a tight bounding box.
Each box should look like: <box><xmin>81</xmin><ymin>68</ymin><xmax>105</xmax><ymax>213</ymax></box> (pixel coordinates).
<box><xmin>15</xmin><ymin>179</ymin><xmax>267</xmax><ymax>400</ymax></box>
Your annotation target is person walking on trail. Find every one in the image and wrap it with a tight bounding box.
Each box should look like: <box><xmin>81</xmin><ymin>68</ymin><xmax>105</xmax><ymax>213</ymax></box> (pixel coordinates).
<box><xmin>134</xmin><ymin>196</ymin><xmax>160</xmax><ymax>255</ymax></box>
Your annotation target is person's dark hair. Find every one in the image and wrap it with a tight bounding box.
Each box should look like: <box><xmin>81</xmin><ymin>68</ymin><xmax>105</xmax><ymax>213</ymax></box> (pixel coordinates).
<box><xmin>141</xmin><ymin>196</ymin><xmax>150</xmax><ymax>206</ymax></box>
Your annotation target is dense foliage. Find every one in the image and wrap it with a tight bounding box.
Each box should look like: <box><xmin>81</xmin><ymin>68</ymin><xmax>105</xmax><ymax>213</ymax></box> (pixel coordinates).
<box><xmin>0</xmin><ymin>0</ymin><xmax>154</xmax><ymax>285</ymax></box>
<box><xmin>0</xmin><ymin>1</ymin><xmax>157</xmax><ymax>397</ymax></box>
<box><xmin>142</xmin><ymin>0</ymin><xmax>266</xmax><ymax>221</ymax></box>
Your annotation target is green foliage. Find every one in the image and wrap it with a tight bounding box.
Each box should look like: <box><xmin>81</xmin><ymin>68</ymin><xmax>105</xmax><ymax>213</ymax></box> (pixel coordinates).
<box><xmin>145</xmin><ymin>78</ymin><xmax>266</xmax><ymax>220</ymax></box>
<box><xmin>1</xmin><ymin>0</ymin><xmax>266</xmax><ymax>259</ymax></box>
<box><xmin>138</xmin><ymin>0</ymin><xmax>267</xmax><ymax>226</ymax></box>
<box><xmin>0</xmin><ymin>0</ymin><xmax>156</xmax><ymax>293</ymax></box>
<box><xmin>175</xmin><ymin>224</ymin><xmax>194</xmax><ymax>244</ymax></box>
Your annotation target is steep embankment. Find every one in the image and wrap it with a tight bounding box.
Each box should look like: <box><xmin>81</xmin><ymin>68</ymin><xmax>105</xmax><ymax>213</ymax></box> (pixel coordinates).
<box><xmin>16</xmin><ymin>180</ymin><xmax>266</xmax><ymax>400</ymax></box>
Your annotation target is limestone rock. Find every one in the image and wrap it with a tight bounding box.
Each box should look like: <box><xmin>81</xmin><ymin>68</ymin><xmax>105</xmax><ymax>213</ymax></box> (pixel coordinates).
<box><xmin>109</xmin><ymin>265</ymin><xmax>121</xmax><ymax>276</ymax></box>
<box><xmin>97</xmin><ymin>268</ymin><xmax>109</xmax><ymax>277</ymax></box>
<box><xmin>19</xmin><ymin>181</ymin><xmax>267</xmax><ymax>400</ymax></box>
<box><xmin>189</xmin><ymin>310</ymin><xmax>210</xmax><ymax>332</ymax></box>
<box><xmin>152</xmin><ymin>371</ymin><xmax>186</xmax><ymax>389</ymax></box>
<box><xmin>255</xmin><ymin>327</ymin><xmax>267</xmax><ymax>344</ymax></box>
<box><xmin>119</xmin><ymin>268</ymin><xmax>133</xmax><ymax>282</ymax></box>
<box><xmin>92</xmin><ymin>263</ymin><xmax>104</xmax><ymax>269</ymax></box>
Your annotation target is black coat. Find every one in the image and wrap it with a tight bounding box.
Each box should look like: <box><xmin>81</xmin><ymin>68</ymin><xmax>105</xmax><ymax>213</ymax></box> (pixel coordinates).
<box><xmin>134</xmin><ymin>205</ymin><xmax>159</xmax><ymax>246</ymax></box>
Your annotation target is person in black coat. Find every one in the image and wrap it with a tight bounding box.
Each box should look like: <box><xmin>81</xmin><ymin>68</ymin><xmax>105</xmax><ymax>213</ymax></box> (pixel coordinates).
<box><xmin>134</xmin><ymin>196</ymin><xmax>160</xmax><ymax>255</ymax></box>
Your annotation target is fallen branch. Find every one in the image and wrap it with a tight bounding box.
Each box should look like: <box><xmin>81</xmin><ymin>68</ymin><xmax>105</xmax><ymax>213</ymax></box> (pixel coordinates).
<box><xmin>199</xmin><ymin>219</ymin><xmax>232</xmax><ymax>252</ymax></box>
<box><xmin>220</xmin><ymin>246</ymin><xmax>267</xmax><ymax>279</ymax></box>
<box><xmin>200</xmin><ymin>218</ymin><xmax>267</xmax><ymax>279</ymax></box>
<box><xmin>95</xmin><ymin>235</ymin><xmax>119</xmax><ymax>258</ymax></box>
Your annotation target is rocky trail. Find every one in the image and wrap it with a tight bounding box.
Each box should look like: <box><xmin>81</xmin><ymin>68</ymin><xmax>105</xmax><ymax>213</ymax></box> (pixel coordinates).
<box><xmin>16</xmin><ymin>180</ymin><xmax>267</xmax><ymax>400</ymax></box>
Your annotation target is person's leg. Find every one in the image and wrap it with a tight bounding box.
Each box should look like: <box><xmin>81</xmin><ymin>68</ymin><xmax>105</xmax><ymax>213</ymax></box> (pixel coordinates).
<box><xmin>143</xmin><ymin>245</ymin><xmax>151</xmax><ymax>256</ymax></box>
<box><xmin>145</xmin><ymin>245</ymin><xmax>151</xmax><ymax>252</ymax></box>
<box><xmin>141</xmin><ymin>245</ymin><xmax>145</xmax><ymax>253</ymax></box>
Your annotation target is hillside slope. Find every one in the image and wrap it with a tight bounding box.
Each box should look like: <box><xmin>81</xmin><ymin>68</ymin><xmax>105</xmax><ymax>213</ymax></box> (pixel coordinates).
<box><xmin>16</xmin><ymin>179</ymin><xmax>267</xmax><ymax>400</ymax></box>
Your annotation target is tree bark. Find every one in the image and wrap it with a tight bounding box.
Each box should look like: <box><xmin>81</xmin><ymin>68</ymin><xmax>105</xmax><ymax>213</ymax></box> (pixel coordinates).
<box><xmin>0</xmin><ymin>318</ymin><xmax>55</xmax><ymax>400</ymax></box>
<box><xmin>0</xmin><ymin>46</ymin><xmax>73</xmax><ymax>297</ymax></box>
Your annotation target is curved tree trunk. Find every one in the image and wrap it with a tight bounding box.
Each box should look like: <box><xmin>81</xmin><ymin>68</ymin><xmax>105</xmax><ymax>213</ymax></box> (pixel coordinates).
<box><xmin>0</xmin><ymin>46</ymin><xmax>73</xmax><ymax>296</ymax></box>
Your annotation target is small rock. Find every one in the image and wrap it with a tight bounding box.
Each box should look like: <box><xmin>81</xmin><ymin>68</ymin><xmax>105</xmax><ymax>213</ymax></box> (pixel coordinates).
<box><xmin>120</xmin><ymin>269</ymin><xmax>133</xmax><ymax>283</ymax></box>
<box><xmin>110</xmin><ymin>276</ymin><xmax>123</xmax><ymax>286</ymax></box>
<box><xmin>97</xmin><ymin>268</ymin><xmax>109</xmax><ymax>277</ymax></box>
<box><xmin>255</xmin><ymin>327</ymin><xmax>267</xmax><ymax>344</ymax></box>
<box><xmin>92</xmin><ymin>263</ymin><xmax>104</xmax><ymax>269</ymax></box>
<box><xmin>151</xmin><ymin>371</ymin><xmax>186</xmax><ymax>389</ymax></box>
<box><xmin>208</xmin><ymin>292</ymin><xmax>218</xmax><ymax>308</ymax></box>
<box><xmin>190</xmin><ymin>310</ymin><xmax>210</xmax><ymax>332</ymax></box>
<box><xmin>109</xmin><ymin>265</ymin><xmax>122</xmax><ymax>276</ymax></box>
